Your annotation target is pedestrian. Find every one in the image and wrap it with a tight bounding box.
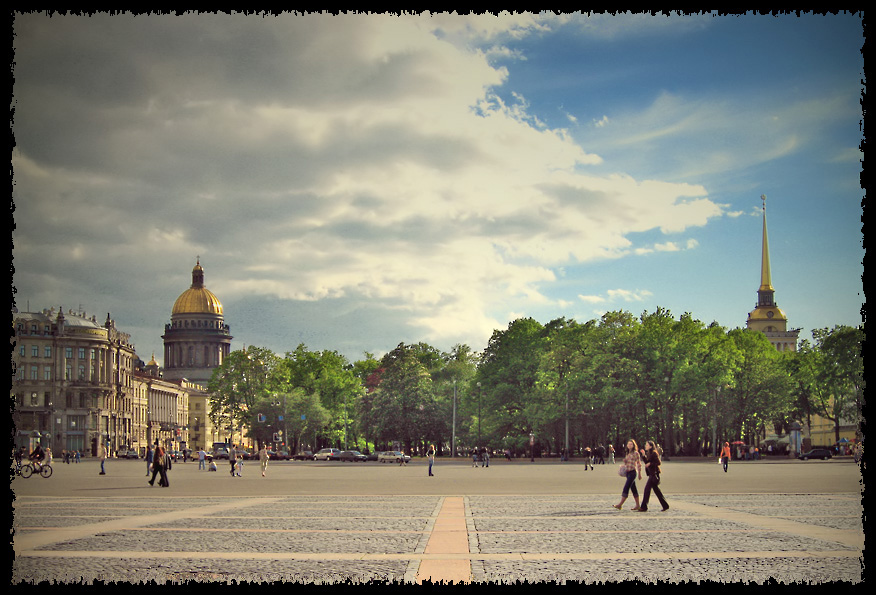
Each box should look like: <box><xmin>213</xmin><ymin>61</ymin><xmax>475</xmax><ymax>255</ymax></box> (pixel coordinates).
<box><xmin>229</xmin><ymin>445</ymin><xmax>238</xmax><ymax>477</ymax></box>
<box><xmin>608</xmin><ymin>443</ymin><xmax>616</xmax><ymax>464</ymax></box>
<box><xmin>613</xmin><ymin>439</ymin><xmax>643</xmax><ymax>511</ymax></box>
<box><xmin>719</xmin><ymin>441</ymin><xmax>731</xmax><ymax>473</ymax></box>
<box><xmin>99</xmin><ymin>442</ymin><xmax>108</xmax><ymax>475</ymax></box>
<box><xmin>596</xmin><ymin>444</ymin><xmax>605</xmax><ymax>465</ymax></box>
<box><xmin>145</xmin><ymin>445</ymin><xmax>154</xmax><ymax>476</ymax></box>
<box><xmin>427</xmin><ymin>444</ymin><xmax>435</xmax><ymax>476</ymax></box>
<box><xmin>481</xmin><ymin>447</ymin><xmax>490</xmax><ymax>467</ymax></box>
<box><xmin>584</xmin><ymin>446</ymin><xmax>594</xmax><ymax>470</ymax></box>
<box><xmin>259</xmin><ymin>444</ymin><xmax>269</xmax><ymax>477</ymax></box>
<box><xmin>198</xmin><ymin>448</ymin><xmax>206</xmax><ymax>471</ymax></box>
<box><xmin>148</xmin><ymin>446</ymin><xmax>169</xmax><ymax>487</ymax></box>
<box><xmin>471</xmin><ymin>449</ymin><xmax>478</xmax><ymax>468</ymax></box>
<box><xmin>75</xmin><ymin>450</ymin><xmax>81</xmax><ymax>463</ymax></box>
<box><xmin>636</xmin><ymin>440</ymin><xmax>669</xmax><ymax>512</ymax></box>
<box><xmin>45</xmin><ymin>448</ymin><xmax>53</xmax><ymax>466</ymax></box>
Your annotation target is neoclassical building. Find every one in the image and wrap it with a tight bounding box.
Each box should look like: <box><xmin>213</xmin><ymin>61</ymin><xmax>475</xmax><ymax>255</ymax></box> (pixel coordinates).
<box><xmin>746</xmin><ymin>195</ymin><xmax>799</xmax><ymax>351</ymax></box>
<box><xmin>162</xmin><ymin>259</ymin><xmax>233</xmax><ymax>386</ymax></box>
<box><xmin>12</xmin><ymin>307</ymin><xmax>137</xmax><ymax>456</ymax></box>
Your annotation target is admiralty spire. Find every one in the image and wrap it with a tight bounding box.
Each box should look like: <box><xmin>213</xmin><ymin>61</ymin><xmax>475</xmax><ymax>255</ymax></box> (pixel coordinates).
<box><xmin>745</xmin><ymin>195</ymin><xmax>799</xmax><ymax>351</ymax></box>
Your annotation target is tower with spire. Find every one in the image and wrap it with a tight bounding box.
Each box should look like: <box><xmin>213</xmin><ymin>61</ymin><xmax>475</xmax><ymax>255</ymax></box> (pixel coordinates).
<box><xmin>746</xmin><ymin>195</ymin><xmax>799</xmax><ymax>351</ymax></box>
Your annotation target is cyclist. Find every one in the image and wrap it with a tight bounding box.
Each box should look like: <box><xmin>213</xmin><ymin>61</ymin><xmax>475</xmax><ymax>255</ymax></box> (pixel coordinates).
<box><xmin>29</xmin><ymin>444</ymin><xmax>46</xmax><ymax>470</ymax></box>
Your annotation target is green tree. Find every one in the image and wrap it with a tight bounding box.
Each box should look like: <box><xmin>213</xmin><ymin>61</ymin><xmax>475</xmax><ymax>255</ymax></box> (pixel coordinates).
<box><xmin>799</xmin><ymin>325</ymin><xmax>864</xmax><ymax>442</ymax></box>
<box><xmin>724</xmin><ymin>329</ymin><xmax>794</xmax><ymax>445</ymax></box>
<box><xmin>475</xmin><ymin>318</ymin><xmax>546</xmax><ymax>452</ymax></box>
<box><xmin>369</xmin><ymin>343</ymin><xmax>439</xmax><ymax>454</ymax></box>
<box><xmin>207</xmin><ymin>346</ymin><xmax>281</xmax><ymax>440</ymax></box>
<box><xmin>278</xmin><ymin>344</ymin><xmax>364</xmax><ymax>449</ymax></box>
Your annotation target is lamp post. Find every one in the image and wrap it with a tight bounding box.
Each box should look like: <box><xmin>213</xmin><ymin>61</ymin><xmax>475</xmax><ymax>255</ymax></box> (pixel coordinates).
<box><xmin>476</xmin><ymin>382</ymin><xmax>482</xmax><ymax>449</ymax></box>
<box><xmin>451</xmin><ymin>379</ymin><xmax>457</xmax><ymax>459</ymax></box>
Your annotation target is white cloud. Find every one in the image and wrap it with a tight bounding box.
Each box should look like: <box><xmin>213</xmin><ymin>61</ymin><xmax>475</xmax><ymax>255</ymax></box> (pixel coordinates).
<box><xmin>12</xmin><ymin>13</ymin><xmax>726</xmax><ymax>358</ymax></box>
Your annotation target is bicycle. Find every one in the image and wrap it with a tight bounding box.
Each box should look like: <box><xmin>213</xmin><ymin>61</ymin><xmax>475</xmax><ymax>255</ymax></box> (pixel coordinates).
<box><xmin>20</xmin><ymin>460</ymin><xmax>53</xmax><ymax>478</ymax></box>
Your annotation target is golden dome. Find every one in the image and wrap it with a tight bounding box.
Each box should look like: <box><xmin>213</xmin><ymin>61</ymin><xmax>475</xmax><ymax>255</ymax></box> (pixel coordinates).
<box><xmin>172</xmin><ymin>260</ymin><xmax>224</xmax><ymax>316</ymax></box>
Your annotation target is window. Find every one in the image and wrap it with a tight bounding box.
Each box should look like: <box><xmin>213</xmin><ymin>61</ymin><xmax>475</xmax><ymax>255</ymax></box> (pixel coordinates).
<box><xmin>30</xmin><ymin>392</ymin><xmax>39</xmax><ymax>405</ymax></box>
<box><xmin>78</xmin><ymin>348</ymin><xmax>85</xmax><ymax>359</ymax></box>
<box><xmin>19</xmin><ymin>345</ymin><xmax>25</xmax><ymax>356</ymax></box>
<box><xmin>78</xmin><ymin>364</ymin><xmax>86</xmax><ymax>380</ymax></box>
<box><xmin>31</xmin><ymin>324</ymin><xmax>37</xmax><ymax>334</ymax></box>
<box><xmin>44</xmin><ymin>367</ymin><xmax>51</xmax><ymax>380</ymax></box>
<box><xmin>32</xmin><ymin>346</ymin><xmax>39</xmax><ymax>357</ymax></box>
<box><xmin>66</xmin><ymin>347</ymin><xmax>73</xmax><ymax>359</ymax></box>
<box><xmin>66</xmin><ymin>364</ymin><xmax>72</xmax><ymax>380</ymax></box>
<box><xmin>44</xmin><ymin>346</ymin><xmax>52</xmax><ymax>358</ymax></box>
<box><xmin>30</xmin><ymin>366</ymin><xmax>38</xmax><ymax>380</ymax></box>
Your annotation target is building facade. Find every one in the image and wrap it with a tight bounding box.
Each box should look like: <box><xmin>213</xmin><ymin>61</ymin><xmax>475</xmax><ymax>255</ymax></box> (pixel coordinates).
<box><xmin>132</xmin><ymin>369</ymin><xmax>192</xmax><ymax>454</ymax></box>
<box><xmin>161</xmin><ymin>259</ymin><xmax>232</xmax><ymax>386</ymax></box>
<box><xmin>12</xmin><ymin>307</ymin><xmax>137</xmax><ymax>456</ymax></box>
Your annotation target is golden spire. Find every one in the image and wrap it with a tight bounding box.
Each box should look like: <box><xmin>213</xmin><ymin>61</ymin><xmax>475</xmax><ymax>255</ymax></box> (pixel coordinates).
<box><xmin>759</xmin><ymin>194</ymin><xmax>774</xmax><ymax>292</ymax></box>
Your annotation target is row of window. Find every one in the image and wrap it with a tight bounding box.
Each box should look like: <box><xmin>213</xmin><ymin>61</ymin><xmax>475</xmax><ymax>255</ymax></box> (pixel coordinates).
<box><xmin>18</xmin><ymin>346</ymin><xmax>99</xmax><ymax>359</ymax></box>
<box><xmin>16</xmin><ymin>323</ymin><xmax>52</xmax><ymax>335</ymax></box>
<box><xmin>171</xmin><ymin>319</ymin><xmax>228</xmax><ymax>329</ymax></box>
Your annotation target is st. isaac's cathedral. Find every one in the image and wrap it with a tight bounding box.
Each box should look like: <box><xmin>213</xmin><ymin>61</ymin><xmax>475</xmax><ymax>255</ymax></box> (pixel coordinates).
<box><xmin>161</xmin><ymin>259</ymin><xmax>233</xmax><ymax>386</ymax></box>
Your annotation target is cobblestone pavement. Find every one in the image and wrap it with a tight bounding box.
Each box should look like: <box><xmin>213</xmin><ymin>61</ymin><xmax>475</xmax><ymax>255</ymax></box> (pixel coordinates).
<box><xmin>11</xmin><ymin>459</ymin><xmax>864</xmax><ymax>584</ymax></box>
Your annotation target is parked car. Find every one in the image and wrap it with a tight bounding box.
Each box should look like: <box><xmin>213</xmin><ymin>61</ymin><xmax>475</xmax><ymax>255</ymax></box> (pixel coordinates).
<box><xmin>292</xmin><ymin>451</ymin><xmax>313</xmax><ymax>461</ymax></box>
<box><xmin>117</xmin><ymin>449</ymin><xmax>139</xmax><ymax>459</ymax></box>
<box><xmin>338</xmin><ymin>450</ymin><xmax>367</xmax><ymax>462</ymax></box>
<box><xmin>378</xmin><ymin>451</ymin><xmax>411</xmax><ymax>464</ymax></box>
<box><xmin>212</xmin><ymin>447</ymin><xmax>230</xmax><ymax>460</ymax></box>
<box><xmin>364</xmin><ymin>451</ymin><xmax>379</xmax><ymax>462</ymax></box>
<box><xmin>313</xmin><ymin>448</ymin><xmax>342</xmax><ymax>461</ymax></box>
<box><xmin>798</xmin><ymin>448</ymin><xmax>833</xmax><ymax>460</ymax></box>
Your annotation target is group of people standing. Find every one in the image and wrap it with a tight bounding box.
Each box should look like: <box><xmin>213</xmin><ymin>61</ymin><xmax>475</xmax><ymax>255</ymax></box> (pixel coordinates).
<box><xmin>613</xmin><ymin>439</ymin><xmax>669</xmax><ymax>513</ymax></box>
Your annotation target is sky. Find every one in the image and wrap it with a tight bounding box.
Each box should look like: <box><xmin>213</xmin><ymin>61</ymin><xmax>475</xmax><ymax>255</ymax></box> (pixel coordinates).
<box><xmin>11</xmin><ymin>12</ymin><xmax>865</xmax><ymax>365</ymax></box>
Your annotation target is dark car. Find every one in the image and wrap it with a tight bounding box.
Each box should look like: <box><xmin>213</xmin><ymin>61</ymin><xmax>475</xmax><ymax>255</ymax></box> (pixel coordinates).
<box><xmin>292</xmin><ymin>451</ymin><xmax>313</xmax><ymax>461</ymax></box>
<box><xmin>364</xmin><ymin>451</ymin><xmax>379</xmax><ymax>462</ymax></box>
<box><xmin>798</xmin><ymin>448</ymin><xmax>833</xmax><ymax>460</ymax></box>
<box><xmin>266</xmin><ymin>449</ymin><xmax>290</xmax><ymax>461</ymax></box>
<box><xmin>338</xmin><ymin>450</ymin><xmax>367</xmax><ymax>462</ymax></box>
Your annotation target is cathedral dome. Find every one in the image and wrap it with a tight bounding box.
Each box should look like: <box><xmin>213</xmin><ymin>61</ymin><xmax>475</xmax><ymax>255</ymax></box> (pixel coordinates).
<box><xmin>172</xmin><ymin>261</ymin><xmax>224</xmax><ymax>316</ymax></box>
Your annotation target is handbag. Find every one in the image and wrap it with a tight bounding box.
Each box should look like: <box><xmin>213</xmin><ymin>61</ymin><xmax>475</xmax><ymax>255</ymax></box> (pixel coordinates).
<box><xmin>618</xmin><ymin>464</ymin><xmax>627</xmax><ymax>477</ymax></box>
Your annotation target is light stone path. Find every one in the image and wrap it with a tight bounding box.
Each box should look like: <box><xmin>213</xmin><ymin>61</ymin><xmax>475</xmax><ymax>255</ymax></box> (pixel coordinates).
<box><xmin>11</xmin><ymin>458</ymin><xmax>864</xmax><ymax>584</ymax></box>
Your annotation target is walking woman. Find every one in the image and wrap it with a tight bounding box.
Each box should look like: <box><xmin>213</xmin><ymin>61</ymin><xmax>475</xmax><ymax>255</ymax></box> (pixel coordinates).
<box><xmin>720</xmin><ymin>441</ymin><xmax>731</xmax><ymax>473</ymax></box>
<box><xmin>149</xmin><ymin>446</ymin><xmax>170</xmax><ymax>487</ymax></box>
<box><xmin>613</xmin><ymin>439</ymin><xmax>642</xmax><ymax>511</ymax></box>
<box><xmin>637</xmin><ymin>440</ymin><xmax>669</xmax><ymax>512</ymax></box>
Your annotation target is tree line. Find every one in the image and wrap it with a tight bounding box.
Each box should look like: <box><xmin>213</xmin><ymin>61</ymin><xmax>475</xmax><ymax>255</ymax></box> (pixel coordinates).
<box><xmin>207</xmin><ymin>308</ymin><xmax>863</xmax><ymax>458</ymax></box>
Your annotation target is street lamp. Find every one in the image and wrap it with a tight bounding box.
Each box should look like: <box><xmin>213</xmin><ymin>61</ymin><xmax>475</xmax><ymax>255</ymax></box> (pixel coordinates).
<box><xmin>476</xmin><ymin>382</ymin><xmax>482</xmax><ymax>449</ymax></box>
<box><xmin>451</xmin><ymin>379</ymin><xmax>457</xmax><ymax>459</ymax></box>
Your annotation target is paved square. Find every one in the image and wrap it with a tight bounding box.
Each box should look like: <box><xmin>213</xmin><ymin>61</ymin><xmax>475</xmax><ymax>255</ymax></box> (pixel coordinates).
<box><xmin>12</xmin><ymin>457</ymin><xmax>864</xmax><ymax>584</ymax></box>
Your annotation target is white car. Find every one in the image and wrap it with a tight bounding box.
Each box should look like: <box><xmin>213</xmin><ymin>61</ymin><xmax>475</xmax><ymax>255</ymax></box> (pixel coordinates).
<box><xmin>313</xmin><ymin>448</ymin><xmax>342</xmax><ymax>461</ymax></box>
<box><xmin>378</xmin><ymin>451</ymin><xmax>411</xmax><ymax>464</ymax></box>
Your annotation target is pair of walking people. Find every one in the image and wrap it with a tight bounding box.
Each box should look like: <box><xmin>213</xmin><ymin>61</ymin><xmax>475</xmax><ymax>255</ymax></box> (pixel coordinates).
<box><xmin>613</xmin><ymin>439</ymin><xmax>669</xmax><ymax>512</ymax></box>
<box><xmin>148</xmin><ymin>446</ymin><xmax>172</xmax><ymax>487</ymax></box>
